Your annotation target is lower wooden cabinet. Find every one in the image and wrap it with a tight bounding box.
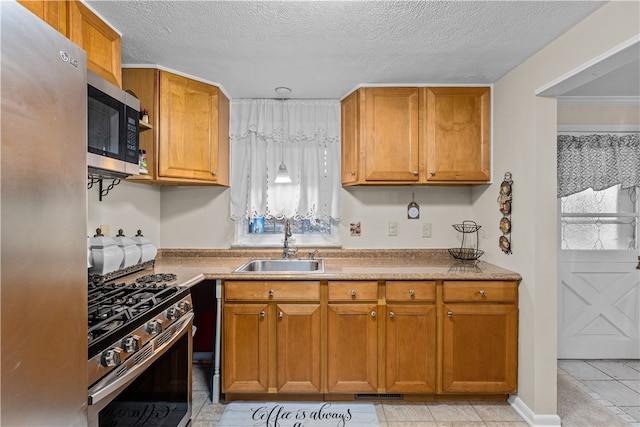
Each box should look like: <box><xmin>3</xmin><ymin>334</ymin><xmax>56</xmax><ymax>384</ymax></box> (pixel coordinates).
<box><xmin>222</xmin><ymin>279</ymin><xmax>518</xmax><ymax>398</ymax></box>
<box><xmin>222</xmin><ymin>281</ymin><xmax>321</xmax><ymax>394</ymax></box>
<box><xmin>441</xmin><ymin>281</ymin><xmax>519</xmax><ymax>394</ymax></box>
<box><xmin>327</xmin><ymin>303</ymin><xmax>378</xmax><ymax>393</ymax></box>
<box><xmin>276</xmin><ymin>303</ymin><xmax>322</xmax><ymax>393</ymax></box>
<box><xmin>223</xmin><ymin>303</ymin><xmax>269</xmax><ymax>393</ymax></box>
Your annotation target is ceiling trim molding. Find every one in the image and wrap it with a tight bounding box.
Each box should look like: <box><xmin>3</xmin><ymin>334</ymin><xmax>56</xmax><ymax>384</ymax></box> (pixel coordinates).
<box><xmin>558</xmin><ymin>124</ymin><xmax>640</xmax><ymax>133</ymax></box>
<box><xmin>122</xmin><ymin>63</ymin><xmax>232</xmax><ymax>100</ymax></box>
<box><xmin>536</xmin><ymin>35</ymin><xmax>640</xmax><ymax>97</ymax></box>
<box><xmin>340</xmin><ymin>83</ymin><xmax>494</xmax><ymax>101</ymax></box>
<box><xmin>558</xmin><ymin>96</ymin><xmax>640</xmax><ymax>106</ymax></box>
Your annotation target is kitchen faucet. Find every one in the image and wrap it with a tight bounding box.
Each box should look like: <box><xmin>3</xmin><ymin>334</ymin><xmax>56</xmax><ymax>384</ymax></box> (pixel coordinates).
<box><xmin>283</xmin><ymin>218</ymin><xmax>298</xmax><ymax>259</ymax></box>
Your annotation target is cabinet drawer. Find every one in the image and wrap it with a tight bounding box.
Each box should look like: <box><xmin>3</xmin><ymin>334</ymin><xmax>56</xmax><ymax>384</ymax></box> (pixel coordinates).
<box><xmin>386</xmin><ymin>281</ymin><xmax>435</xmax><ymax>301</ymax></box>
<box><xmin>225</xmin><ymin>281</ymin><xmax>320</xmax><ymax>301</ymax></box>
<box><xmin>328</xmin><ymin>281</ymin><xmax>378</xmax><ymax>301</ymax></box>
<box><xmin>443</xmin><ymin>281</ymin><xmax>518</xmax><ymax>303</ymax></box>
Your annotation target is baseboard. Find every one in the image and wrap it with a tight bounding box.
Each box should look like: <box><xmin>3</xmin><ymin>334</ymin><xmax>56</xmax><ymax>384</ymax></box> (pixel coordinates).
<box><xmin>509</xmin><ymin>395</ymin><xmax>562</xmax><ymax>427</ymax></box>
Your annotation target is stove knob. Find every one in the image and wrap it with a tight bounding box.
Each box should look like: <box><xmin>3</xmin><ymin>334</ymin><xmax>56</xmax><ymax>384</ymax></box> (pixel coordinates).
<box><xmin>100</xmin><ymin>347</ymin><xmax>124</xmax><ymax>367</ymax></box>
<box><xmin>146</xmin><ymin>319</ymin><xmax>164</xmax><ymax>334</ymax></box>
<box><xmin>177</xmin><ymin>301</ymin><xmax>191</xmax><ymax>313</ymax></box>
<box><xmin>165</xmin><ymin>307</ymin><xmax>181</xmax><ymax>321</ymax></box>
<box><xmin>121</xmin><ymin>335</ymin><xmax>141</xmax><ymax>353</ymax></box>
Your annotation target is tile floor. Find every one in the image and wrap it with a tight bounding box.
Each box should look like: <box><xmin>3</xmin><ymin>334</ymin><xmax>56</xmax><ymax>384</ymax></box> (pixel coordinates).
<box><xmin>558</xmin><ymin>359</ymin><xmax>640</xmax><ymax>426</ymax></box>
<box><xmin>190</xmin><ymin>360</ymin><xmax>640</xmax><ymax>426</ymax></box>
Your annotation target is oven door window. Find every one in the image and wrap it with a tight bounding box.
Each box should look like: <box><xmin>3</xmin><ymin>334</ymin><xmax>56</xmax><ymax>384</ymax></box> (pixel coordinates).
<box><xmin>88</xmin><ymin>86</ymin><xmax>124</xmax><ymax>159</ymax></box>
<box><xmin>98</xmin><ymin>333</ymin><xmax>190</xmax><ymax>426</ymax></box>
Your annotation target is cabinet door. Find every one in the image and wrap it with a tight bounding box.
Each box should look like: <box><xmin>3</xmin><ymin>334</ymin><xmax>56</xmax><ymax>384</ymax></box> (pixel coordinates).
<box><xmin>159</xmin><ymin>71</ymin><xmax>227</xmax><ymax>183</ymax></box>
<box><xmin>67</xmin><ymin>0</ymin><xmax>121</xmax><ymax>88</ymax></box>
<box><xmin>385</xmin><ymin>304</ymin><xmax>436</xmax><ymax>393</ymax></box>
<box><xmin>424</xmin><ymin>87</ymin><xmax>490</xmax><ymax>182</ymax></box>
<box><xmin>276</xmin><ymin>304</ymin><xmax>322</xmax><ymax>393</ymax></box>
<box><xmin>17</xmin><ymin>1</ymin><xmax>66</xmax><ymax>34</ymax></box>
<box><xmin>364</xmin><ymin>88</ymin><xmax>419</xmax><ymax>182</ymax></box>
<box><xmin>327</xmin><ymin>303</ymin><xmax>378</xmax><ymax>393</ymax></box>
<box><xmin>223</xmin><ymin>303</ymin><xmax>269</xmax><ymax>393</ymax></box>
<box><xmin>341</xmin><ymin>90</ymin><xmax>360</xmax><ymax>185</ymax></box>
<box><xmin>442</xmin><ymin>303</ymin><xmax>518</xmax><ymax>393</ymax></box>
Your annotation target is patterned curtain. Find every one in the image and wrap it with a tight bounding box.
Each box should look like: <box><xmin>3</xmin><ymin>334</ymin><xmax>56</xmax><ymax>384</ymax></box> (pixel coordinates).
<box><xmin>557</xmin><ymin>133</ymin><xmax>640</xmax><ymax>197</ymax></box>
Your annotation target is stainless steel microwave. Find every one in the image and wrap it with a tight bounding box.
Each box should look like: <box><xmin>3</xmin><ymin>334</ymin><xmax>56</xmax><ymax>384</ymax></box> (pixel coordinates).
<box><xmin>87</xmin><ymin>70</ymin><xmax>140</xmax><ymax>178</ymax></box>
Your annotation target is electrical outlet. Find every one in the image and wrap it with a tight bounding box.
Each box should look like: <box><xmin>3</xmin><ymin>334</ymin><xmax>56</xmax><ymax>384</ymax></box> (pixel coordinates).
<box><xmin>388</xmin><ymin>221</ymin><xmax>398</xmax><ymax>236</ymax></box>
<box><xmin>422</xmin><ymin>223</ymin><xmax>432</xmax><ymax>238</ymax></box>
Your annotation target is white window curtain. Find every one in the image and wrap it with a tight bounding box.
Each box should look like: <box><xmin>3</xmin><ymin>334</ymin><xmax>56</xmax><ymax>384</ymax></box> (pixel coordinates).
<box><xmin>557</xmin><ymin>133</ymin><xmax>640</xmax><ymax>198</ymax></box>
<box><xmin>230</xmin><ymin>98</ymin><xmax>341</xmax><ymax>221</ymax></box>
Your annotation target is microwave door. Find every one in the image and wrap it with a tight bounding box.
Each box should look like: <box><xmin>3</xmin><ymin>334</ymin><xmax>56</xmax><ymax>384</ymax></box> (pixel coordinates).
<box><xmin>88</xmin><ymin>86</ymin><xmax>124</xmax><ymax>159</ymax></box>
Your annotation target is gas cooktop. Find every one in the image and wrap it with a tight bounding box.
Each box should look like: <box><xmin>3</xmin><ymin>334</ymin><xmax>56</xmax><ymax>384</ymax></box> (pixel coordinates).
<box><xmin>87</xmin><ymin>272</ymin><xmax>192</xmax><ymax>387</ymax></box>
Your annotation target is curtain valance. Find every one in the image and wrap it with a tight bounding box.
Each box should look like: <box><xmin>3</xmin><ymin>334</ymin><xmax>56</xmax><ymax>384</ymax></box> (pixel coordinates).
<box><xmin>557</xmin><ymin>133</ymin><xmax>640</xmax><ymax>197</ymax></box>
<box><xmin>229</xmin><ymin>99</ymin><xmax>342</xmax><ymax>221</ymax></box>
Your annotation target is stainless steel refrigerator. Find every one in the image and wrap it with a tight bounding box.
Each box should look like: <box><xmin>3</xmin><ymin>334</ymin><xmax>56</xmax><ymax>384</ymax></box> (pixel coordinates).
<box><xmin>1</xmin><ymin>2</ymin><xmax>88</xmax><ymax>425</ymax></box>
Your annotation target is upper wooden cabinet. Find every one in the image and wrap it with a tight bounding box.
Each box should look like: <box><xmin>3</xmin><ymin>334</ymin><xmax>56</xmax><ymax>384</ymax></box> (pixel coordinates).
<box><xmin>17</xmin><ymin>1</ymin><xmax>67</xmax><ymax>34</ymax></box>
<box><xmin>18</xmin><ymin>1</ymin><xmax>122</xmax><ymax>88</ymax></box>
<box><xmin>122</xmin><ymin>68</ymin><xmax>230</xmax><ymax>186</ymax></box>
<box><xmin>424</xmin><ymin>87</ymin><xmax>491</xmax><ymax>182</ymax></box>
<box><xmin>340</xmin><ymin>90</ymin><xmax>360</xmax><ymax>185</ymax></box>
<box><xmin>340</xmin><ymin>86</ymin><xmax>491</xmax><ymax>185</ymax></box>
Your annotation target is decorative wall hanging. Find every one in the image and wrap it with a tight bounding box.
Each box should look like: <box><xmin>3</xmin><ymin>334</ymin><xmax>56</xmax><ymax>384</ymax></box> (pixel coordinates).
<box><xmin>498</xmin><ymin>172</ymin><xmax>513</xmax><ymax>254</ymax></box>
<box><xmin>407</xmin><ymin>192</ymin><xmax>420</xmax><ymax>219</ymax></box>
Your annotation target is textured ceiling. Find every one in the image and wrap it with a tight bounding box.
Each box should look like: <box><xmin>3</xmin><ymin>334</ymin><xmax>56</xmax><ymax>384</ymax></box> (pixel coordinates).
<box><xmin>87</xmin><ymin>1</ymin><xmax>609</xmax><ymax>99</ymax></box>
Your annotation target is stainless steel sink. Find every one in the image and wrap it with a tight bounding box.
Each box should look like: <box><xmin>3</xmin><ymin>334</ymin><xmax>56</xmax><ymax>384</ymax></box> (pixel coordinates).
<box><xmin>233</xmin><ymin>258</ymin><xmax>324</xmax><ymax>273</ymax></box>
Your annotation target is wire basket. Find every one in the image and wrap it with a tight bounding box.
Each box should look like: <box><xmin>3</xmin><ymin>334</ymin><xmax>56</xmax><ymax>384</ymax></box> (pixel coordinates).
<box><xmin>449</xmin><ymin>220</ymin><xmax>483</xmax><ymax>261</ymax></box>
<box><xmin>448</xmin><ymin>248</ymin><xmax>485</xmax><ymax>261</ymax></box>
<box><xmin>452</xmin><ymin>222</ymin><xmax>482</xmax><ymax>233</ymax></box>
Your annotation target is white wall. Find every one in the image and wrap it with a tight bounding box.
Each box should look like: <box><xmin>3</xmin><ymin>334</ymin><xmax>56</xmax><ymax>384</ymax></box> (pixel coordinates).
<box><xmin>87</xmin><ymin>180</ymin><xmax>161</xmax><ymax>245</ymax></box>
<box><xmin>87</xmin><ymin>2</ymin><xmax>639</xmax><ymax>422</ymax></box>
<box><xmin>472</xmin><ymin>1</ymin><xmax>639</xmax><ymax>422</ymax></box>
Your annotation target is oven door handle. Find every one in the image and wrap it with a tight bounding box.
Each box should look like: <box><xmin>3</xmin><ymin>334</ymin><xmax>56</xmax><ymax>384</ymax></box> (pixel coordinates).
<box><xmin>88</xmin><ymin>312</ymin><xmax>194</xmax><ymax>407</ymax></box>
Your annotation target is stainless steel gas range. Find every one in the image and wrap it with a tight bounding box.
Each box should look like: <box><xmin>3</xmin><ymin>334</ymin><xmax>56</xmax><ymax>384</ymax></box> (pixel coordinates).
<box><xmin>87</xmin><ymin>271</ymin><xmax>194</xmax><ymax>427</ymax></box>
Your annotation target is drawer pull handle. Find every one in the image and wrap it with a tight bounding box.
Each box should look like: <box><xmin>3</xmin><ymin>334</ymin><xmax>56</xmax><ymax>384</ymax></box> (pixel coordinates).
<box><xmin>389</xmin><ymin>311</ymin><xmax>395</xmax><ymax>318</ymax></box>
<box><xmin>479</xmin><ymin>290</ymin><xmax>485</xmax><ymax>296</ymax></box>
<box><xmin>278</xmin><ymin>311</ymin><xmax>284</xmax><ymax>318</ymax></box>
<box><xmin>269</xmin><ymin>289</ymin><xmax>275</xmax><ymax>296</ymax></box>
<box><xmin>351</xmin><ymin>289</ymin><xmax>356</xmax><ymax>296</ymax></box>
<box><xmin>371</xmin><ymin>311</ymin><xmax>376</xmax><ymax>318</ymax></box>
<box><xmin>447</xmin><ymin>311</ymin><xmax>453</xmax><ymax>318</ymax></box>
<box><xmin>260</xmin><ymin>311</ymin><xmax>266</xmax><ymax>318</ymax></box>
<box><xmin>409</xmin><ymin>289</ymin><xmax>415</xmax><ymax>296</ymax></box>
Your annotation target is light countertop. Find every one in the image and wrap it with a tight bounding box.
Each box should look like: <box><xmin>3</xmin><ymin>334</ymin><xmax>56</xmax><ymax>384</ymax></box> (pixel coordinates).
<box><xmin>149</xmin><ymin>249</ymin><xmax>522</xmax><ymax>287</ymax></box>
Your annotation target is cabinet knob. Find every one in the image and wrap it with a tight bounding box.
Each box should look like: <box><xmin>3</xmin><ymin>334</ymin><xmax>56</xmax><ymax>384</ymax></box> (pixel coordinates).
<box><xmin>447</xmin><ymin>311</ymin><xmax>453</xmax><ymax>318</ymax></box>
<box><xmin>350</xmin><ymin>171</ymin><xmax>355</xmax><ymax>177</ymax></box>
<box><xmin>413</xmin><ymin>170</ymin><xmax>418</xmax><ymax>176</ymax></box>
<box><xmin>351</xmin><ymin>289</ymin><xmax>356</xmax><ymax>296</ymax></box>
<box><xmin>479</xmin><ymin>290</ymin><xmax>485</xmax><ymax>296</ymax></box>
<box><xmin>278</xmin><ymin>311</ymin><xmax>284</xmax><ymax>318</ymax></box>
<box><xmin>211</xmin><ymin>170</ymin><xmax>217</xmax><ymax>176</ymax></box>
<box><xmin>371</xmin><ymin>311</ymin><xmax>376</xmax><ymax>318</ymax></box>
<box><xmin>409</xmin><ymin>289</ymin><xmax>415</xmax><ymax>296</ymax></box>
<box><xmin>389</xmin><ymin>311</ymin><xmax>395</xmax><ymax>318</ymax></box>
<box><xmin>269</xmin><ymin>289</ymin><xmax>275</xmax><ymax>296</ymax></box>
<box><xmin>260</xmin><ymin>311</ymin><xmax>266</xmax><ymax>318</ymax></box>
<box><xmin>430</xmin><ymin>171</ymin><xmax>436</xmax><ymax>176</ymax></box>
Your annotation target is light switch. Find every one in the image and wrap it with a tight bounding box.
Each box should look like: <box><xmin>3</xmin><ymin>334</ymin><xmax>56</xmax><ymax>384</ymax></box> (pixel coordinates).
<box><xmin>388</xmin><ymin>221</ymin><xmax>398</xmax><ymax>236</ymax></box>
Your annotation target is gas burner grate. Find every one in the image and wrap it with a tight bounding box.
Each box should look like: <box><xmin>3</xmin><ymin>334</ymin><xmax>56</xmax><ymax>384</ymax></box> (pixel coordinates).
<box><xmin>136</xmin><ymin>273</ymin><xmax>177</xmax><ymax>284</ymax></box>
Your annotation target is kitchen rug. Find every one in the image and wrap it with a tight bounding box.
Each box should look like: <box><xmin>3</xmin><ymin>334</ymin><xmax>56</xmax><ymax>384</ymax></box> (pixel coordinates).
<box><xmin>218</xmin><ymin>401</ymin><xmax>379</xmax><ymax>427</ymax></box>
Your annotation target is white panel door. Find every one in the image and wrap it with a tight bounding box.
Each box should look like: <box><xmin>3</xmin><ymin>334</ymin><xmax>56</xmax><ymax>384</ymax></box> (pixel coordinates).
<box><xmin>558</xmin><ymin>251</ymin><xmax>639</xmax><ymax>359</ymax></box>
